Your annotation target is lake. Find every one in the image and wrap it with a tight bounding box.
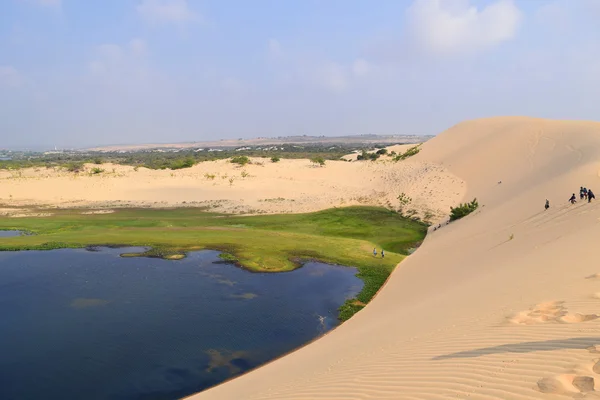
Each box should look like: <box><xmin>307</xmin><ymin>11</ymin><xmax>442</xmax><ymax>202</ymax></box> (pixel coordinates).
<box><xmin>0</xmin><ymin>230</ymin><xmax>24</xmax><ymax>237</ymax></box>
<box><xmin>0</xmin><ymin>247</ymin><xmax>362</xmax><ymax>400</ymax></box>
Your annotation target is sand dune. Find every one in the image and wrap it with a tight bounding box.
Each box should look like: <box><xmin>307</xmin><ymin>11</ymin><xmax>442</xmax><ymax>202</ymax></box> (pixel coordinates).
<box><xmin>0</xmin><ymin>155</ymin><xmax>462</xmax><ymax>221</ymax></box>
<box><xmin>186</xmin><ymin>117</ymin><xmax>600</xmax><ymax>399</ymax></box>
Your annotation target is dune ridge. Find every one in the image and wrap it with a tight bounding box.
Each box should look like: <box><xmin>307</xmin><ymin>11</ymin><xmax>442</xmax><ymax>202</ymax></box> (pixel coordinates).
<box><xmin>188</xmin><ymin>117</ymin><xmax>600</xmax><ymax>399</ymax></box>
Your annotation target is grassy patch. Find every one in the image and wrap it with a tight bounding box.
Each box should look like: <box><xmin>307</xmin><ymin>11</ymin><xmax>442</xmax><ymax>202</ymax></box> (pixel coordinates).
<box><xmin>0</xmin><ymin>206</ymin><xmax>427</xmax><ymax>321</ymax></box>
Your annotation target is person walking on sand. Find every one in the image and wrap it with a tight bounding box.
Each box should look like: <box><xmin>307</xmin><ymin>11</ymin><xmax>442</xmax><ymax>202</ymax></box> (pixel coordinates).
<box><xmin>373</xmin><ymin>248</ymin><xmax>377</xmax><ymax>257</ymax></box>
<box><xmin>381</xmin><ymin>249</ymin><xmax>385</xmax><ymax>258</ymax></box>
<box><xmin>588</xmin><ymin>189</ymin><xmax>596</xmax><ymax>203</ymax></box>
<box><xmin>580</xmin><ymin>187</ymin><xmax>585</xmax><ymax>200</ymax></box>
<box><xmin>545</xmin><ymin>199</ymin><xmax>550</xmax><ymax>210</ymax></box>
<box><xmin>570</xmin><ymin>193</ymin><xmax>577</xmax><ymax>204</ymax></box>
<box><xmin>584</xmin><ymin>187</ymin><xmax>589</xmax><ymax>200</ymax></box>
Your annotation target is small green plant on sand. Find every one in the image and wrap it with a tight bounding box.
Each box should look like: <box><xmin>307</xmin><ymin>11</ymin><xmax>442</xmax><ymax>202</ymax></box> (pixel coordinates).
<box><xmin>90</xmin><ymin>167</ymin><xmax>104</xmax><ymax>175</ymax></box>
<box><xmin>229</xmin><ymin>177</ymin><xmax>235</xmax><ymax>186</ymax></box>
<box><xmin>394</xmin><ymin>145</ymin><xmax>421</xmax><ymax>161</ymax></box>
<box><xmin>397</xmin><ymin>192</ymin><xmax>412</xmax><ymax>214</ymax></box>
<box><xmin>240</xmin><ymin>170</ymin><xmax>249</xmax><ymax>178</ymax></box>
<box><xmin>64</xmin><ymin>162</ymin><xmax>84</xmax><ymax>173</ymax></box>
<box><xmin>270</xmin><ymin>156</ymin><xmax>280</xmax><ymax>163</ymax></box>
<box><xmin>310</xmin><ymin>156</ymin><xmax>326</xmax><ymax>166</ymax></box>
<box><xmin>93</xmin><ymin>158</ymin><xmax>103</xmax><ymax>165</ymax></box>
<box><xmin>204</xmin><ymin>173</ymin><xmax>216</xmax><ymax>180</ymax></box>
<box><xmin>230</xmin><ymin>156</ymin><xmax>250</xmax><ymax>166</ymax></box>
<box><xmin>449</xmin><ymin>198</ymin><xmax>479</xmax><ymax>221</ymax></box>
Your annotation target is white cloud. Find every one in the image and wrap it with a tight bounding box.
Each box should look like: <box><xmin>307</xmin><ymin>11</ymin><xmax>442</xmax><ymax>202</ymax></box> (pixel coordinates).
<box><xmin>0</xmin><ymin>66</ymin><xmax>24</xmax><ymax>87</ymax></box>
<box><xmin>87</xmin><ymin>40</ymin><xmax>149</xmax><ymax>83</ymax></box>
<box><xmin>318</xmin><ymin>63</ymin><xmax>348</xmax><ymax>92</ymax></box>
<box><xmin>407</xmin><ymin>0</ymin><xmax>522</xmax><ymax>55</ymax></box>
<box><xmin>129</xmin><ymin>38</ymin><xmax>147</xmax><ymax>57</ymax></box>
<box><xmin>136</xmin><ymin>0</ymin><xmax>199</xmax><ymax>25</ymax></box>
<box><xmin>352</xmin><ymin>58</ymin><xmax>370</xmax><ymax>77</ymax></box>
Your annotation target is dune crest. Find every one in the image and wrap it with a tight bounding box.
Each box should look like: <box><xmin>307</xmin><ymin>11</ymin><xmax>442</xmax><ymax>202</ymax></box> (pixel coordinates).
<box><xmin>188</xmin><ymin>117</ymin><xmax>600</xmax><ymax>399</ymax></box>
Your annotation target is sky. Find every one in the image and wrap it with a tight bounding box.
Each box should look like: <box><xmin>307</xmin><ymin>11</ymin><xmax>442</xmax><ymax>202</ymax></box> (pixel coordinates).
<box><xmin>1</xmin><ymin>0</ymin><xmax>599</xmax><ymax>148</ymax></box>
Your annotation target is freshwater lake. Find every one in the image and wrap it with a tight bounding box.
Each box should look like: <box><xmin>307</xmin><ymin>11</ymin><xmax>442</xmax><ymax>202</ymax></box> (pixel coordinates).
<box><xmin>0</xmin><ymin>247</ymin><xmax>362</xmax><ymax>400</ymax></box>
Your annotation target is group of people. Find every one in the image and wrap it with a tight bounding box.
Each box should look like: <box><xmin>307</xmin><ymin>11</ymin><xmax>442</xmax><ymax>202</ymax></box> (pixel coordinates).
<box><xmin>567</xmin><ymin>186</ymin><xmax>596</xmax><ymax>205</ymax></box>
<box><xmin>544</xmin><ymin>186</ymin><xmax>595</xmax><ymax>210</ymax></box>
<box><xmin>373</xmin><ymin>248</ymin><xmax>384</xmax><ymax>258</ymax></box>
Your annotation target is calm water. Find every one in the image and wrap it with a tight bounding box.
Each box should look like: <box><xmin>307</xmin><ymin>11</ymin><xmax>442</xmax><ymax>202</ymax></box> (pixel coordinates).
<box><xmin>0</xmin><ymin>247</ymin><xmax>362</xmax><ymax>400</ymax></box>
<box><xmin>0</xmin><ymin>230</ymin><xmax>23</xmax><ymax>237</ymax></box>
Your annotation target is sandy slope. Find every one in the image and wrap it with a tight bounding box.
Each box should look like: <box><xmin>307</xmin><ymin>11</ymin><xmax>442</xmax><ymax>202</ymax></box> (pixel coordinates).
<box><xmin>187</xmin><ymin>116</ymin><xmax>600</xmax><ymax>399</ymax></box>
<box><xmin>0</xmin><ymin>156</ymin><xmax>462</xmax><ymax>221</ymax></box>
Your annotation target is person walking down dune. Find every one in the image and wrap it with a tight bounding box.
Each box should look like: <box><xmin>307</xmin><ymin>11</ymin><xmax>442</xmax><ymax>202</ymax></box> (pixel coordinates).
<box><xmin>381</xmin><ymin>250</ymin><xmax>385</xmax><ymax>258</ymax></box>
<box><xmin>545</xmin><ymin>199</ymin><xmax>550</xmax><ymax>210</ymax></box>
<box><xmin>570</xmin><ymin>193</ymin><xmax>577</xmax><ymax>204</ymax></box>
<box><xmin>373</xmin><ymin>248</ymin><xmax>377</xmax><ymax>257</ymax></box>
<box><xmin>584</xmin><ymin>187</ymin><xmax>589</xmax><ymax>200</ymax></box>
<box><xmin>588</xmin><ymin>189</ymin><xmax>595</xmax><ymax>203</ymax></box>
<box><xmin>580</xmin><ymin>187</ymin><xmax>585</xmax><ymax>200</ymax></box>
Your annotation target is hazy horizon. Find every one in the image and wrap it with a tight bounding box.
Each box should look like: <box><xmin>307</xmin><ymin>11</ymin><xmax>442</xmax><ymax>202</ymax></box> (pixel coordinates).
<box><xmin>1</xmin><ymin>0</ymin><xmax>599</xmax><ymax>147</ymax></box>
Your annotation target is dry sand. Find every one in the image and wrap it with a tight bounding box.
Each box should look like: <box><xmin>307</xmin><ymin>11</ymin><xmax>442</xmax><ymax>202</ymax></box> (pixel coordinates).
<box><xmin>0</xmin><ymin>155</ymin><xmax>463</xmax><ymax>221</ymax></box>
<box><xmin>181</xmin><ymin>116</ymin><xmax>600</xmax><ymax>399</ymax></box>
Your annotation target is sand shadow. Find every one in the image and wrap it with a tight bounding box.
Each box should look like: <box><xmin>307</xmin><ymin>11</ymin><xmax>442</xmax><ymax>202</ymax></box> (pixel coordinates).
<box><xmin>432</xmin><ymin>337</ymin><xmax>600</xmax><ymax>360</ymax></box>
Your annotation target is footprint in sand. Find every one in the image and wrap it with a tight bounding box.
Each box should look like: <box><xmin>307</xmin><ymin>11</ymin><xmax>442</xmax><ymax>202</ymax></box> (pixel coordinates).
<box><xmin>538</xmin><ymin>374</ymin><xmax>595</xmax><ymax>395</ymax></box>
<box><xmin>509</xmin><ymin>301</ymin><xmax>598</xmax><ymax>325</ymax></box>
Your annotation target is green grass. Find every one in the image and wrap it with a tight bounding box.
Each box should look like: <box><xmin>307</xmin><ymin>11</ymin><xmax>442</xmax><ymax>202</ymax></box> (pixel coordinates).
<box><xmin>0</xmin><ymin>206</ymin><xmax>427</xmax><ymax>321</ymax></box>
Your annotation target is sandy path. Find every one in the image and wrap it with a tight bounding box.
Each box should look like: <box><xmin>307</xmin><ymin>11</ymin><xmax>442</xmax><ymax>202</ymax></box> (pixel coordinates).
<box><xmin>187</xmin><ymin>117</ymin><xmax>600</xmax><ymax>399</ymax></box>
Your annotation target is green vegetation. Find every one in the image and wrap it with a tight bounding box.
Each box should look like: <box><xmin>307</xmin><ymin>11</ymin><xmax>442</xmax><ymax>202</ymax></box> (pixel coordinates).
<box><xmin>397</xmin><ymin>192</ymin><xmax>412</xmax><ymax>214</ymax></box>
<box><xmin>376</xmin><ymin>148</ymin><xmax>387</xmax><ymax>155</ymax></box>
<box><xmin>394</xmin><ymin>145</ymin><xmax>421</xmax><ymax>161</ymax></box>
<box><xmin>356</xmin><ymin>149</ymin><xmax>381</xmax><ymax>161</ymax></box>
<box><xmin>310</xmin><ymin>156</ymin><xmax>326</xmax><ymax>166</ymax></box>
<box><xmin>90</xmin><ymin>167</ymin><xmax>104</xmax><ymax>175</ymax></box>
<box><xmin>270</xmin><ymin>156</ymin><xmax>280</xmax><ymax>163</ymax></box>
<box><xmin>230</xmin><ymin>156</ymin><xmax>250</xmax><ymax>166</ymax></box>
<box><xmin>0</xmin><ymin>206</ymin><xmax>427</xmax><ymax>321</ymax></box>
<box><xmin>449</xmin><ymin>198</ymin><xmax>479</xmax><ymax>221</ymax></box>
<box><xmin>64</xmin><ymin>162</ymin><xmax>85</xmax><ymax>173</ymax></box>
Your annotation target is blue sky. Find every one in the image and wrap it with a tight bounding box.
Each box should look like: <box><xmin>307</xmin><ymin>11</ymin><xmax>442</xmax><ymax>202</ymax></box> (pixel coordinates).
<box><xmin>1</xmin><ymin>0</ymin><xmax>599</xmax><ymax>148</ymax></box>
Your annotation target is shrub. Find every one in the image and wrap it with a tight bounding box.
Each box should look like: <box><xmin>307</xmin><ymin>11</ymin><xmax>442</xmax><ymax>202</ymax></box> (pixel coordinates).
<box><xmin>376</xmin><ymin>148</ymin><xmax>388</xmax><ymax>155</ymax></box>
<box><xmin>230</xmin><ymin>156</ymin><xmax>250</xmax><ymax>166</ymax></box>
<box><xmin>93</xmin><ymin>158</ymin><xmax>103</xmax><ymax>165</ymax></box>
<box><xmin>397</xmin><ymin>192</ymin><xmax>412</xmax><ymax>214</ymax></box>
<box><xmin>240</xmin><ymin>170</ymin><xmax>249</xmax><ymax>178</ymax></box>
<box><xmin>394</xmin><ymin>145</ymin><xmax>421</xmax><ymax>161</ymax></box>
<box><xmin>90</xmin><ymin>167</ymin><xmax>104</xmax><ymax>174</ymax></box>
<box><xmin>449</xmin><ymin>198</ymin><xmax>479</xmax><ymax>221</ymax></box>
<box><xmin>64</xmin><ymin>162</ymin><xmax>84</xmax><ymax>173</ymax></box>
<box><xmin>357</xmin><ymin>150</ymin><xmax>380</xmax><ymax>161</ymax></box>
<box><xmin>169</xmin><ymin>157</ymin><xmax>195</xmax><ymax>170</ymax></box>
<box><xmin>271</xmin><ymin>156</ymin><xmax>280</xmax><ymax>163</ymax></box>
<box><xmin>310</xmin><ymin>156</ymin><xmax>326</xmax><ymax>166</ymax></box>
<box><xmin>204</xmin><ymin>173</ymin><xmax>216</xmax><ymax>180</ymax></box>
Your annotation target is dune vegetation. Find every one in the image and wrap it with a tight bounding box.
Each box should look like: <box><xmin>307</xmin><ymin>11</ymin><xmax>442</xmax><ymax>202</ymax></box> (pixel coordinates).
<box><xmin>0</xmin><ymin>206</ymin><xmax>427</xmax><ymax>321</ymax></box>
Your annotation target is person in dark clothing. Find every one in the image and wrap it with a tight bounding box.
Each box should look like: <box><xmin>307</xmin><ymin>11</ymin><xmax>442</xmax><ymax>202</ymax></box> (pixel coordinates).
<box><xmin>584</xmin><ymin>187</ymin><xmax>589</xmax><ymax>200</ymax></box>
<box><xmin>580</xmin><ymin>187</ymin><xmax>585</xmax><ymax>200</ymax></box>
<box><xmin>545</xmin><ymin>199</ymin><xmax>550</xmax><ymax>210</ymax></box>
<box><xmin>381</xmin><ymin>249</ymin><xmax>385</xmax><ymax>258</ymax></box>
<box><xmin>588</xmin><ymin>189</ymin><xmax>595</xmax><ymax>203</ymax></box>
<box><xmin>569</xmin><ymin>193</ymin><xmax>577</xmax><ymax>204</ymax></box>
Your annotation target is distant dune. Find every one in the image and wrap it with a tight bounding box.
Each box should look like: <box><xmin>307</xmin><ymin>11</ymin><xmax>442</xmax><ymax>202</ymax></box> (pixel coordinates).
<box><xmin>185</xmin><ymin>116</ymin><xmax>600</xmax><ymax>399</ymax></box>
<box><xmin>86</xmin><ymin>134</ymin><xmax>432</xmax><ymax>152</ymax></box>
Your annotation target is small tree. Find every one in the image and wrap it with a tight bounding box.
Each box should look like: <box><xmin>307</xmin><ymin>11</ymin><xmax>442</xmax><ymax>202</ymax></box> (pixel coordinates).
<box><xmin>271</xmin><ymin>156</ymin><xmax>280</xmax><ymax>163</ymax></box>
<box><xmin>376</xmin><ymin>148</ymin><xmax>387</xmax><ymax>155</ymax></box>
<box><xmin>449</xmin><ymin>198</ymin><xmax>479</xmax><ymax>221</ymax></box>
<box><xmin>310</xmin><ymin>156</ymin><xmax>326</xmax><ymax>166</ymax></box>
<box><xmin>230</xmin><ymin>156</ymin><xmax>250</xmax><ymax>166</ymax></box>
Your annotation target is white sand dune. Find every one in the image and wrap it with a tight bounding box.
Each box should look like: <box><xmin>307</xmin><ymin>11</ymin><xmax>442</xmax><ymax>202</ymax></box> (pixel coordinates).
<box><xmin>187</xmin><ymin>116</ymin><xmax>600</xmax><ymax>399</ymax></box>
<box><xmin>0</xmin><ymin>152</ymin><xmax>462</xmax><ymax>221</ymax></box>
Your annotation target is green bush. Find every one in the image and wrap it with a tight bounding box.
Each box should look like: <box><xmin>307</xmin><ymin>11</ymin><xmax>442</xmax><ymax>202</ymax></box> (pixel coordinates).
<box><xmin>64</xmin><ymin>162</ymin><xmax>84</xmax><ymax>173</ymax></box>
<box><xmin>450</xmin><ymin>198</ymin><xmax>479</xmax><ymax>221</ymax></box>
<box><xmin>93</xmin><ymin>158</ymin><xmax>103</xmax><ymax>165</ymax></box>
<box><xmin>230</xmin><ymin>156</ymin><xmax>250</xmax><ymax>166</ymax></box>
<box><xmin>90</xmin><ymin>167</ymin><xmax>104</xmax><ymax>174</ymax></box>
<box><xmin>376</xmin><ymin>148</ymin><xmax>387</xmax><ymax>155</ymax></box>
<box><xmin>270</xmin><ymin>156</ymin><xmax>280</xmax><ymax>163</ymax></box>
<box><xmin>394</xmin><ymin>145</ymin><xmax>421</xmax><ymax>161</ymax></box>
<box><xmin>310</xmin><ymin>156</ymin><xmax>326</xmax><ymax>166</ymax></box>
<box><xmin>356</xmin><ymin>150</ymin><xmax>380</xmax><ymax>161</ymax></box>
<box><xmin>169</xmin><ymin>157</ymin><xmax>195</xmax><ymax>170</ymax></box>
